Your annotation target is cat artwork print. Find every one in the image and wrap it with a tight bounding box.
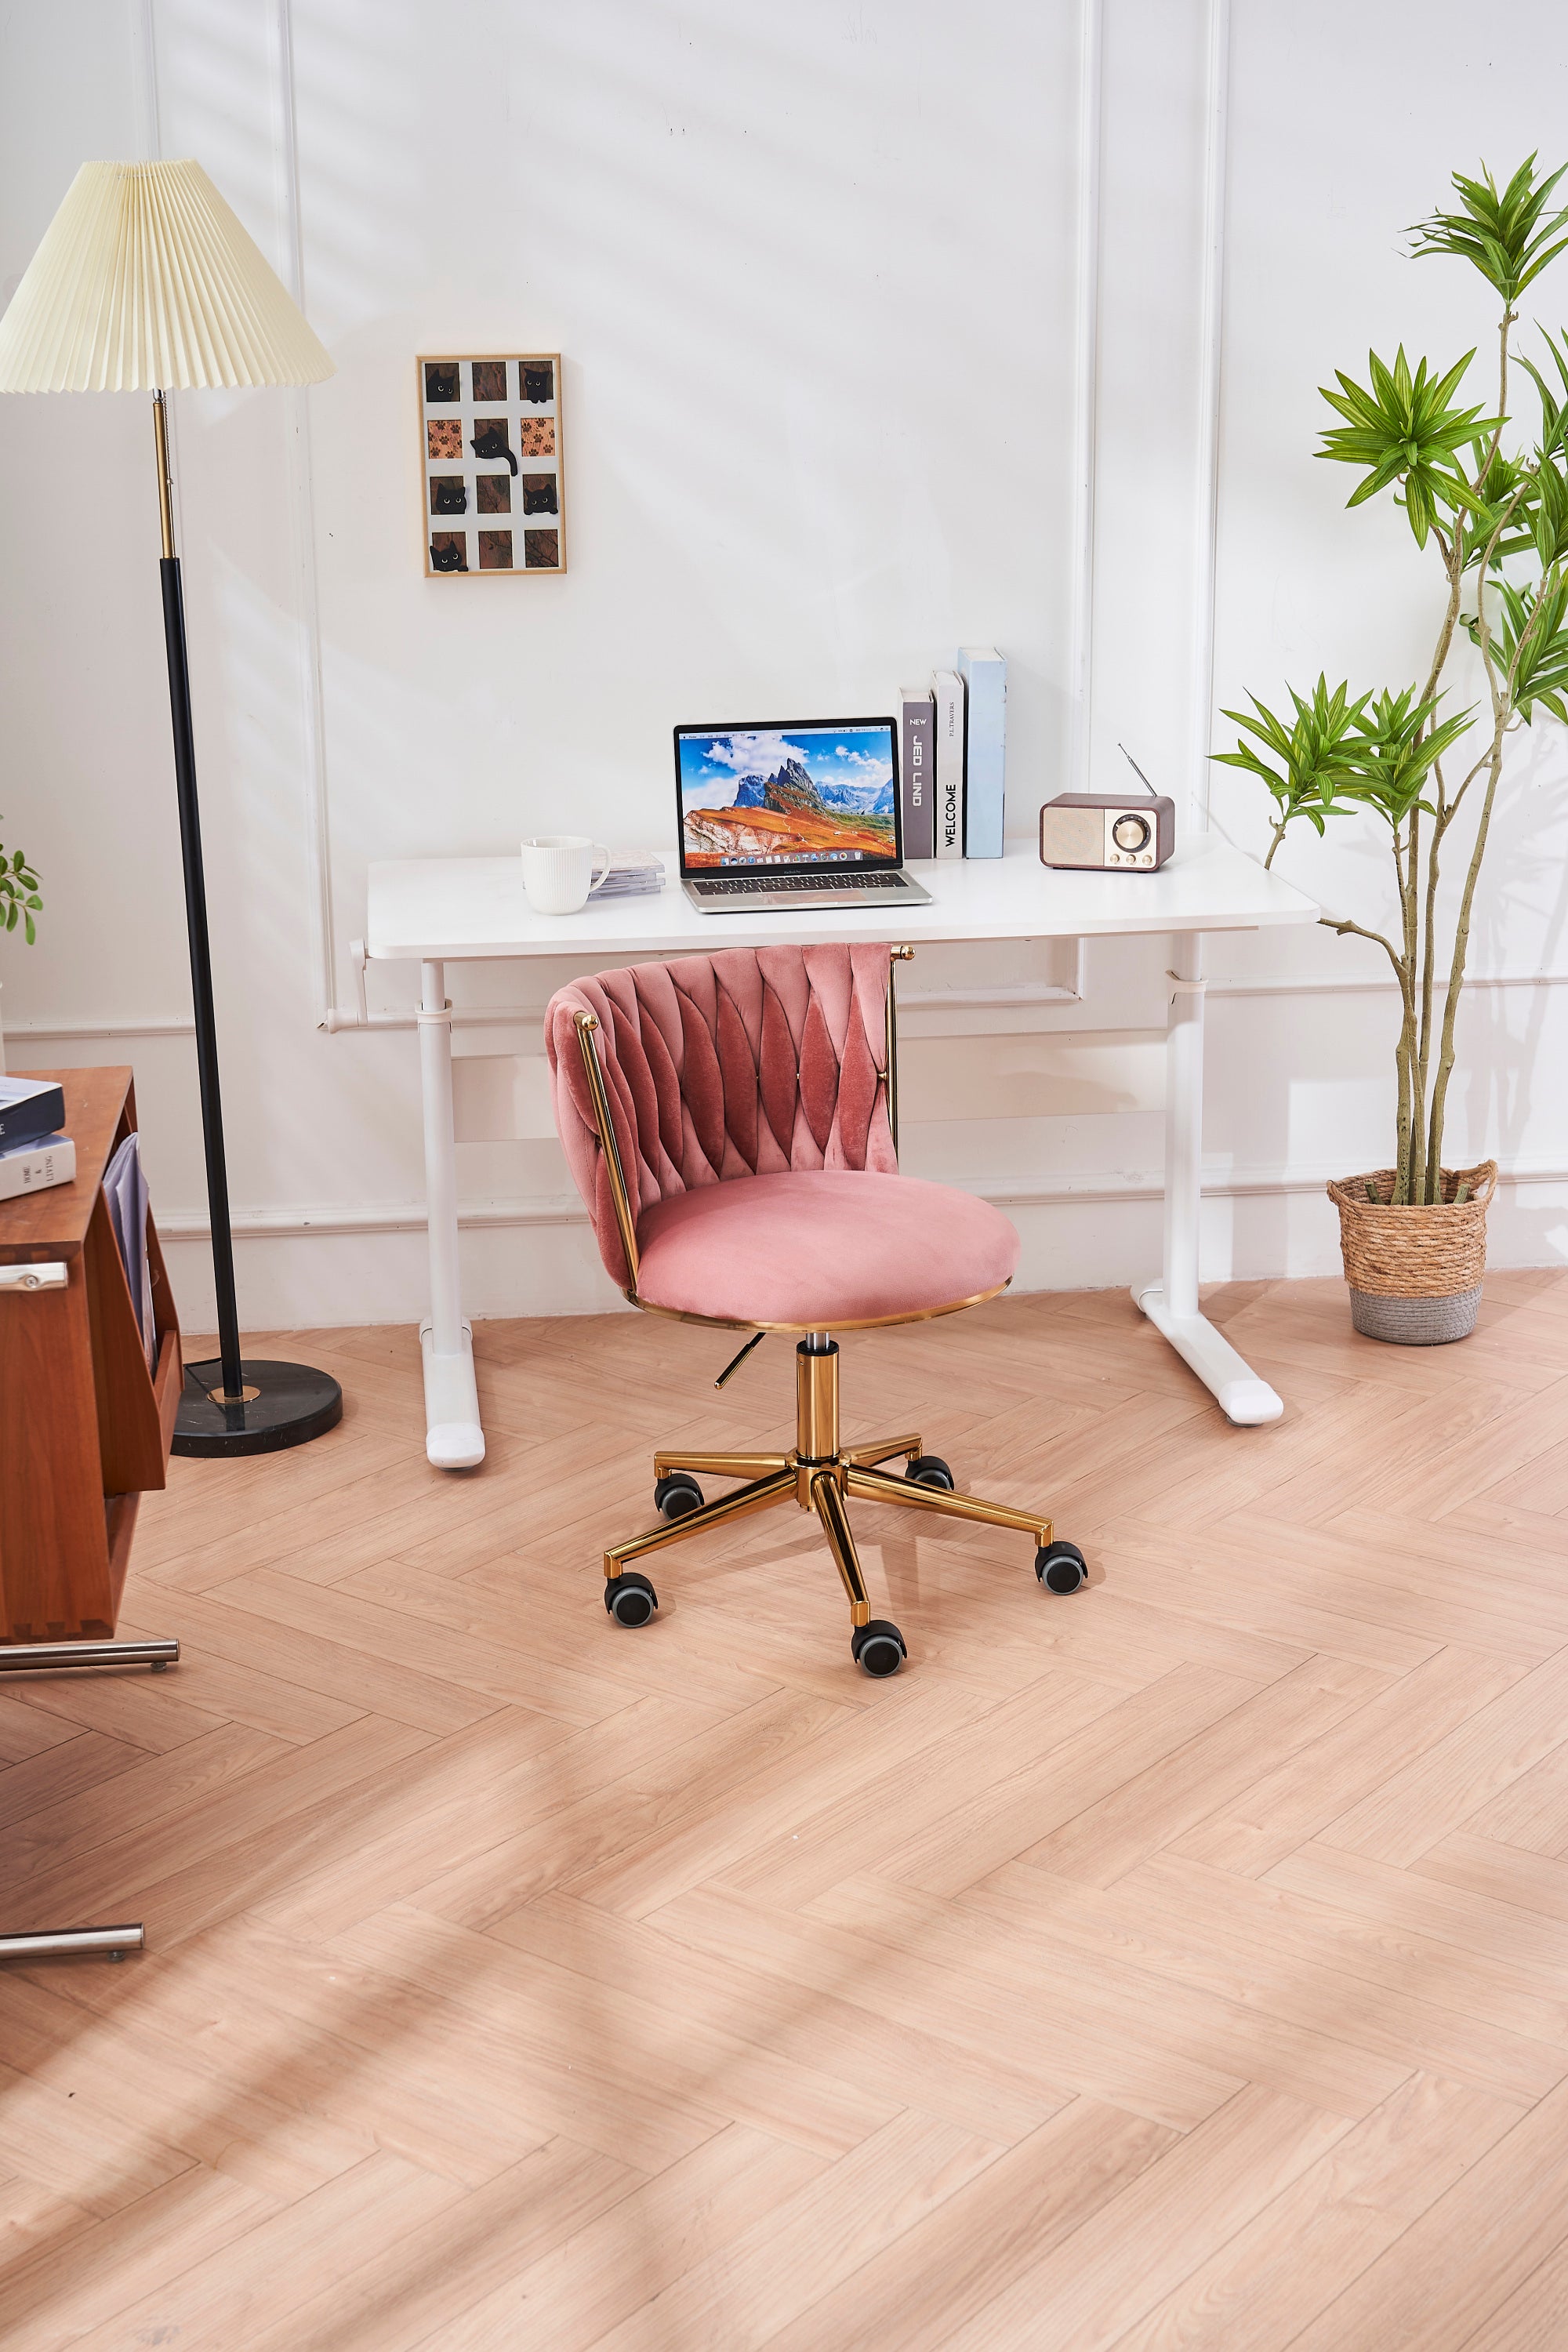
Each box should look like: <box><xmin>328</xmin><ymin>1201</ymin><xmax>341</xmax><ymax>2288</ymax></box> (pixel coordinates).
<box><xmin>418</xmin><ymin>354</ymin><xmax>565</xmax><ymax>577</ymax></box>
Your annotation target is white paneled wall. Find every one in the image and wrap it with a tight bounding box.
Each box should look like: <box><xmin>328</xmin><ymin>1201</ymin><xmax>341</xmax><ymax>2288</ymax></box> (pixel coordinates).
<box><xmin>2</xmin><ymin>0</ymin><xmax>1568</xmax><ymax>1333</ymax></box>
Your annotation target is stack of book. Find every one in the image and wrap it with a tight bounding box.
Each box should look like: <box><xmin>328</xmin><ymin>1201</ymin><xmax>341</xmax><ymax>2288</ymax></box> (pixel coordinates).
<box><xmin>895</xmin><ymin>648</ymin><xmax>1006</xmax><ymax>862</ymax></box>
<box><xmin>0</xmin><ymin>1074</ymin><xmax>73</xmax><ymax>1201</ymax></box>
<box><xmin>595</xmin><ymin>857</ymin><xmax>666</xmax><ymax>900</ymax></box>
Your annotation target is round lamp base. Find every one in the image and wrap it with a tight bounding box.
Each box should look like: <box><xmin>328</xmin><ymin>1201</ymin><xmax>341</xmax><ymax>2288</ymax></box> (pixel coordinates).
<box><xmin>172</xmin><ymin>1359</ymin><xmax>343</xmax><ymax>1458</ymax></box>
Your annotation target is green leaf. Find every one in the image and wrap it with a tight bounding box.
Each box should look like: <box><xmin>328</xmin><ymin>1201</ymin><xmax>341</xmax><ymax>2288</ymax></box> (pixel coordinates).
<box><xmin>1214</xmin><ymin>679</ymin><xmax>1480</xmax><ymax>840</ymax></box>
<box><xmin>1515</xmin><ymin>328</ymin><xmax>1568</xmax><ymax>461</ymax></box>
<box><xmin>1318</xmin><ymin>347</ymin><xmax>1501</xmax><ymax>547</ymax></box>
<box><xmin>1464</xmin><ymin>568</ymin><xmax>1568</xmax><ymax>721</ymax></box>
<box><xmin>0</xmin><ymin>818</ymin><xmax>42</xmax><ymax>944</ymax></box>
<box><xmin>1211</xmin><ymin>674</ymin><xmax>1377</xmax><ymax>831</ymax></box>
<box><xmin>1347</xmin><ymin>685</ymin><xmax>1476</xmax><ymax>825</ymax></box>
<box><xmin>1410</xmin><ymin>154</ymin><xmax>1568</xmax><ymax>304</ymax></box>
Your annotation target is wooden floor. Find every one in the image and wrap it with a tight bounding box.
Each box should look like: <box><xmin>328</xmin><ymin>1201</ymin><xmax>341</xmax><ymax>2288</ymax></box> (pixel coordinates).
<box><xmin>6</xmin><ymin>1275</ymin><xmax>1568</xmax><ymax>2346</ymax></box>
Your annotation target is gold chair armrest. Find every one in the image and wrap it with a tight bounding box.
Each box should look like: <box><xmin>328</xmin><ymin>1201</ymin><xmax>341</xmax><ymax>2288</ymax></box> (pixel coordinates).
<box><xmin>887</xmin><ymin>946</ymin><xmax>914</xmax><ymax>1161</ymax></box>
<box><xmin>573</xmin><ymin>1010</ymin><xmax>641</xmax><ymax>1290</ymax></box>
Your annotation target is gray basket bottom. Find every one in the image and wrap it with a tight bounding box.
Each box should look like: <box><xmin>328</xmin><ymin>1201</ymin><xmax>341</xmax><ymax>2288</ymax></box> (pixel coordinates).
<box><xmin>1350</xmin><ymin>1284</ymin><xmax>1482</xmax><ymax>1345</ymax></box>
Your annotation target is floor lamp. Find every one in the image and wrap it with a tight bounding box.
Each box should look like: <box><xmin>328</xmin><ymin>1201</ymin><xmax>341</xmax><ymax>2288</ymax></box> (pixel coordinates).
<box><xmin>0</xmin><ymin>160</ymin><xmax>342</xmax><ymax>1457</ymax></box>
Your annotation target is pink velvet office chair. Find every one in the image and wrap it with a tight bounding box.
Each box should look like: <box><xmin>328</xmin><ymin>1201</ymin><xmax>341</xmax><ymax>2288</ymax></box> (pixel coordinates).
<box><xmin>545</xmin><ymin>941</ymin><xmax>1086</xmax><ymax>1675</ymax></box>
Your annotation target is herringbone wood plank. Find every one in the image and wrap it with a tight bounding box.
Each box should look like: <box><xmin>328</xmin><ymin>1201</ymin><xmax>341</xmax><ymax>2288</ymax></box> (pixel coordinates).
<box><xmin>4</xmin><ymin>1276</ymin><xmax>1568</xmax><ymax>2345</ymax></box>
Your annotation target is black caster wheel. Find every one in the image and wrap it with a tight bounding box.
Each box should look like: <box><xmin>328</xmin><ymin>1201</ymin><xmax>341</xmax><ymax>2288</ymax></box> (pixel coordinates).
<box><xmin>654</xmin><ymin>1472</ymin><xmax>704</xmax><ymax>1522</ymax></box>
<box><xmin>851</xmin><ymin>1618</ymin><xmax>907</xmax><ymax>1677</ymax></box>
<box><xmin>1036</xmin><ymin>1540</ymin><xmax>1087</xmax><ymax>1595</ymax></box>
<box><xmin>605</xmin><ymin>1570</ymin><xmax>659</xmax><ymax>1626</ymax></box>
<box><xmin>906</xmin><ymin>1454</ymin><xmax>954</xmax><ymax>1491</ymax></box>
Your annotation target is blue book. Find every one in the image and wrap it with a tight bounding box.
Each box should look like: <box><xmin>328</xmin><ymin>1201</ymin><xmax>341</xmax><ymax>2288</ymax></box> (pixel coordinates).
<box><xmin>0</xmin><ymin>1074</ymin><xmax>66</xmax><ymax>1149</ymax></box>
<box><xmin>957</xmin><ymin>646</ymin><xmax>1006</xmax><ymax>858</ymax></box>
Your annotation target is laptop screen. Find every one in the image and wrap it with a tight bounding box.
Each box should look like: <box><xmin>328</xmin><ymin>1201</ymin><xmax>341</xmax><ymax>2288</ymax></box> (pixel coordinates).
<box><xmin>674</xmin><ymin>720</ymin><xmax>901</xmax><ymax>874</ymax></box>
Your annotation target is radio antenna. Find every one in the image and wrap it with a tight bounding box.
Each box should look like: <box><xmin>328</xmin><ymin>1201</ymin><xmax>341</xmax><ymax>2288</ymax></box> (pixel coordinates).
<box><xmin>1117</xmin><ymin>742</ymin><xmax>1160</xmax><ymax>800</ymax></box>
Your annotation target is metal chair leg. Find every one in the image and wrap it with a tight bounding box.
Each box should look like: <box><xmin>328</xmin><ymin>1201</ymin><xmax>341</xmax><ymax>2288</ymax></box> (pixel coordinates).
<box><xmin>844</xmin><ymin>1461</ymin><xmax>1051</xmax><ymax>1547</ymax></box>
<box><xmin>841</xmin><ymin>1432</ymin><xmax>923</xmax><ymax>1468</ymax></box>
<box><xmin>811</xmin><ymin>1471</ymin><xmax>871</xmax><ymax>1628</ymax></box>
<box><xmin>649</xmin><ymin>1450</ymin><xmax>791</xmax><ymax>1481</ymax></box>
<box><xmin>604</xmin><ymin>1466</ymin><xmax>797</xmax><ymax>1580</ymax></box>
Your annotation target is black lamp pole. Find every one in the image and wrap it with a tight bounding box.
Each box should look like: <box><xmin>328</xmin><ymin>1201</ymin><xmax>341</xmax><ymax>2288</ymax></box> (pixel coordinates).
<box><xmin>152</xmin><ymin>390</ymin><xmax>342</xmax><ymax>1457</ymax></box>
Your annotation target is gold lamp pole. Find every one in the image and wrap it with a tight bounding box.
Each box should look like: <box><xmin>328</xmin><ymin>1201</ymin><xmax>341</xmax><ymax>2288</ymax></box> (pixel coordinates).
<box><xmin>0</xmin><ymin>160</ymin><xmax>343</xmax><ymax>1456</ymax></box>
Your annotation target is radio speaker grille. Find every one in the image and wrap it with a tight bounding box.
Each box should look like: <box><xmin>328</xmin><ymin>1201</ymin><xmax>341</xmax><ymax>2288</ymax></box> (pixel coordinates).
<box><xmin>1039</xmin><ymin>804</ymin><xmax>1105</xmax><ymax>866</ymax></box>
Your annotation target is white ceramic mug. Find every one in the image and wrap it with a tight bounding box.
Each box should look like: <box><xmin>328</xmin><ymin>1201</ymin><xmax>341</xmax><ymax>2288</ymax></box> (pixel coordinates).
<box><xmin>520</xmin><ymin>834</ymin><xmax>611</xmax><ymax>916</ymax></box>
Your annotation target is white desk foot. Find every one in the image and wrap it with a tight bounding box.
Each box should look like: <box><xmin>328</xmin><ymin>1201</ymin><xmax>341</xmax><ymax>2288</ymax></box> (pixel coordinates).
<box><xmin>419</xmin><ymin>1321</ymin><xmax>485</xmax><ymax>1468</ymax></box>
<box><xmin>1132</xmin><ymin>1280</ymin><xmax>1283</xmax><ymax>1425</ymax></box>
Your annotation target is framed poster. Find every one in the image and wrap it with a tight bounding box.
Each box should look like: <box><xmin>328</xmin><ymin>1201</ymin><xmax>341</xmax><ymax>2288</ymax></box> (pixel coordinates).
<box><xmin>418</xmin><ymin>353</ymin><xmax>565</xmax><ymax>577</ymax></box>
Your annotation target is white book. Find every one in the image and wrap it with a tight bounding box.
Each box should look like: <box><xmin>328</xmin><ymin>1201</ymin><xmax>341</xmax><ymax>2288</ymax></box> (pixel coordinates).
<box><xmin>0</xmin><ymin>1131</ymin><xmax>75</xmax><ymax>1201</ymax></box>
<box><xmin>932</xmin><ymin>669</ymin><xmax>964</xmax><ymax>859</ymax></box>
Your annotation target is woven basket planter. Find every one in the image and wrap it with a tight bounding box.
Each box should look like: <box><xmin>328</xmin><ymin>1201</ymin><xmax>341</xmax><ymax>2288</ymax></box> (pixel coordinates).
<box><xmin>1326</xmin><ymin>1160</ymin><xmax>1497</xmax><ymax>1344</ymax></box>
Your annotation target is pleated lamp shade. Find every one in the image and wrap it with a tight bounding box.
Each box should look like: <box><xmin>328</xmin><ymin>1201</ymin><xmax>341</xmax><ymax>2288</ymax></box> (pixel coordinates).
<box><xmin>0</xmin><ymin>159</ymin><xmax>334</xmax><ymax>393</ymax></box>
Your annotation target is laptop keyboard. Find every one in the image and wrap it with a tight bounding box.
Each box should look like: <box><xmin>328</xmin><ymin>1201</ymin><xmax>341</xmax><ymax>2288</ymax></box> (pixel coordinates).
<box><xmin>693</xmin><ymin>871</ymin><xmax>912</xmax><ymax>895</ymax></box>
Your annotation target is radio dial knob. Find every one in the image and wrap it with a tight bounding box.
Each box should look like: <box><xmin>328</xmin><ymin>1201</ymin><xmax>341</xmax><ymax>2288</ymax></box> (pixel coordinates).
<box><xmin>1112</xmin><ymin>812</ymin><xmax>1152</xmax><ymax>855</ymax></box>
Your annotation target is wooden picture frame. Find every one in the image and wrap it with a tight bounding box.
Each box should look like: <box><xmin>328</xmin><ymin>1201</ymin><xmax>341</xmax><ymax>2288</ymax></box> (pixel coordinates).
<box><xmin>418</xmin><ymin>352</ymin><xmax>565</xmax><ymax>578</ymax></box>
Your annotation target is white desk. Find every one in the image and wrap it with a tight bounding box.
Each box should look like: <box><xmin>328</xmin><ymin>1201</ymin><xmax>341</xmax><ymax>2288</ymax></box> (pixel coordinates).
<box><xmin>365</xmin><ymin>837</ymin><xmax>1319</xmax><ymax>1467</ymax></box>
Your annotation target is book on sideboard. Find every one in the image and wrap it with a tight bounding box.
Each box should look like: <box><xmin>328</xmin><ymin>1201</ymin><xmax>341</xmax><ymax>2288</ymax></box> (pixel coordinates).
<box><xmin>0</xmin><ymin>1074</ymin><xmax>66</xmax><ymax>1149</ymax></box>
<box><xmin>0</xmin><ymin>1131</ymin><xmax>75</xmax><ymax>1200</ymax></box>
<box><xmin>895</xmin><ymin>685</ymin><xmax>935</xmax><ymax>859</ymax></box>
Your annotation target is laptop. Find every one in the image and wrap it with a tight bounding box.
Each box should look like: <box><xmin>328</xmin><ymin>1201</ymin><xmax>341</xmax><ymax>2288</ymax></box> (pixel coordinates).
<box><xmin>675</xmin><ymin>717</ymin><xmax>934</xmax><ymax>912</ymax></box>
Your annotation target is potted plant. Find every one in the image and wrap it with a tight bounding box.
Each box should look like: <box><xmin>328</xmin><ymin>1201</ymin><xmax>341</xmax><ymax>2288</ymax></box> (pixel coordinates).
<box><xmin>0</xmin><ymin>822</ymin><xmax>42</xmax><ymax>1073</ymax></box>
<box><xmin>1216</xmin><ymin>156</ymin><xmax>1568</xmax><ymax>1341</ymax></box>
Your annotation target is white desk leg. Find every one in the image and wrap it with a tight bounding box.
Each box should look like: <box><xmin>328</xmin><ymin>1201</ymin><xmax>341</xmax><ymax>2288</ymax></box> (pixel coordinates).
<box><xmin>417</xmin><ymin>959</ymin><xmax>485</xmax><ymax>1468</ymax></box>
<box><xmin>1132</xmin><ymin>931</ymin><xmax>1283</xmax><ymax>1425</ymax></box>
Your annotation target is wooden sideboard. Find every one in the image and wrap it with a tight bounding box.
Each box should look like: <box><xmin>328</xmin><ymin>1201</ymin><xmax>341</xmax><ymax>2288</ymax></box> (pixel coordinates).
<box><xmin>0</xmin><ymin>1068</ymin><xmax>181</xmax><ymax>1643</ymax></box>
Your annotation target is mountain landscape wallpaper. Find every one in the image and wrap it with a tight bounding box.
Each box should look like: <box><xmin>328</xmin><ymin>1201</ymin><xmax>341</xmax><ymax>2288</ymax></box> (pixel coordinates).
<box><xmin>677</xmin><ymin>724</ymin><xmax>898</xmax><ymax>866</ymax></box>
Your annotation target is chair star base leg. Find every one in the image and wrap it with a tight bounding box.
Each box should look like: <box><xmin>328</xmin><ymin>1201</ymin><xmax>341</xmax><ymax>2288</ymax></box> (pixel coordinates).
<box><xmin>650</xmin><ymin>1450</ymin><xmax>792</xmax><ymax>1481</ymax></box>
<box><xmin>811</xmin><ymin>1470</ymin><xmax>870</xmax><ymax>1626</ymax></box>
<box><xmin>842</xmin><ymin>1432</ymin><xmax>923</xmax><ymax>1468</ymax></box>
<box><xmin>604</xmin><ymin>1467</ymin><xmax>797</xmax><ymax>1578</ymax></box>
<box><xmin>844</xmin><ymin>1461</ymin><xmax>1052</xmax><ymax>1548</ymax></box>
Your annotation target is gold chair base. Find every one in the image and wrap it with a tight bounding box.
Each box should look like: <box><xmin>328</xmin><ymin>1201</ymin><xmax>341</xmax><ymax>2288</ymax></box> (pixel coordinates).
<box><xmin>606</xmin><ymin>1338</ymin><xmax>1054</xmax><ymax>1642</ymax></box>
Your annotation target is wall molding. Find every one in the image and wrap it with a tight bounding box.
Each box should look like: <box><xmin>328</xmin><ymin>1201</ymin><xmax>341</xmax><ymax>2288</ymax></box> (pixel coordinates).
<box><xmin>1189</xmin><ymin>0</ymin><xmax>1232</xmax><ymax>830</ymax></box>
<box><xmin>14</xmin><ymin>964</ymin><xmax>1568</xmax><ymax>1045</ymax></box>
<box><xmin>1067</xmin><ymin>0</ymin><xmax>1105</xmax><ymax>799</ymax></box>
<box><xmin>5</xmin><ymin>1016</ymin><xmax>198</xmax><ymax>1043</ymax></box>
<box><xmin>151</xmin><ymin>1149</ymin><xmax>1568</xmax><ymax>1246</ymax></box>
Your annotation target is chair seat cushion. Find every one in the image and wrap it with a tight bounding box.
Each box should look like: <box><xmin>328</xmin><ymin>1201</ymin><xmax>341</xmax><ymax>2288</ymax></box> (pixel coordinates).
<box><xmin>634</xmin><ymin>1169</ymin><xmax>1021</xmax><ymax>1329</ymax></box>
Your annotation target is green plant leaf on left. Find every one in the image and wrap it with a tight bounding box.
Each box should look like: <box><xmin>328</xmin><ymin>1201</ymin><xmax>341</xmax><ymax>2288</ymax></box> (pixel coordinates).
<box><xmin>1210</xmin><ymin>674</ymin><xmax>1376</xmax><ymax>844</ymax></box>
<box><xmin>1317</xmin><ymin>347</ymin><xmax>1501</xmax><ymax>546</ymax></box>
<box><xmin>0</xmin><ymin>822</ymin><xmax>42</xmax><ymax>946</ymax></box>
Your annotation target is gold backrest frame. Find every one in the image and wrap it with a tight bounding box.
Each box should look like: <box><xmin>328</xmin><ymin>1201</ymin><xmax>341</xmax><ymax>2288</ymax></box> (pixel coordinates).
<box><xmin>887</xmin><ymin>945</ymin><xmax>913</xmax><ymax>1161</ymax></box>
<box><xmin>572</xmin><ymin>1009</ymin><xmax>641</xmax><ymax>1292</ymax></box>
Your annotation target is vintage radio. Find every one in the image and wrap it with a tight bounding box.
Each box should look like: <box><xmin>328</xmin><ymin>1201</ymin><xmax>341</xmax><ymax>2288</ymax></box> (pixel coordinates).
<box><xmin>1039</xmin><ymin>747</ymin><xmax>1174</xmax><ymax>872</ymax></box>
